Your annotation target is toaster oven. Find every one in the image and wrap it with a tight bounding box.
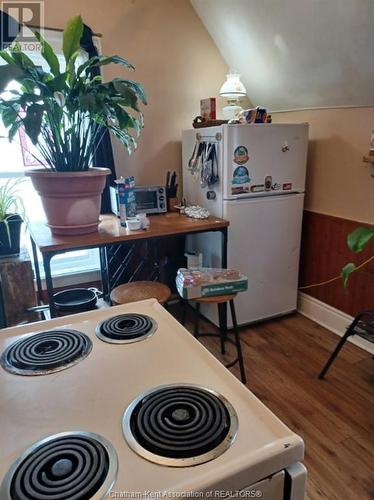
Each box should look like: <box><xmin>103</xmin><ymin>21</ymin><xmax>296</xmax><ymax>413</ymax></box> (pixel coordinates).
<box><xmin>110</xmin><ymin>185</ymin><xmax>167</xmax><ymax>215</ymax></box>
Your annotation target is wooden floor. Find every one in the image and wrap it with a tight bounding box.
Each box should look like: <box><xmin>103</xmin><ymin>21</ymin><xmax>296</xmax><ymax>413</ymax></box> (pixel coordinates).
<box><xmin>172</xmin><ymin>306</ymin><xmax>374</xmax><ymax>500</ymax></box>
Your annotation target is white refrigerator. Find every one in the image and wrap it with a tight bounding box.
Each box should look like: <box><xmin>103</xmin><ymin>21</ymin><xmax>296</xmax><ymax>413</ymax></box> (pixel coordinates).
<box><xmin>182</xmin><ymin>123</ymin><xmax>309</xmax><ymax>327</ymax></box>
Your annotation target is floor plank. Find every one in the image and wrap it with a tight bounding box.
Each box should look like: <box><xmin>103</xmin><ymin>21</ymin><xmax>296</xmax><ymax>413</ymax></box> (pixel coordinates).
<box><xmin>172</xmin><ymin>306</ymin><xmax>374</xmax><ymax>500</ymax></box>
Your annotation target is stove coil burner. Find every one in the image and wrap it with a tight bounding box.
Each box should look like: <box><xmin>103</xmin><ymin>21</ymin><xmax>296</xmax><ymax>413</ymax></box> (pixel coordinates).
<box><xmin>1</xmin><ymin>431</ymin><xmax>117</xmax><ymax>500</ymax></box>
<box><xmin>96</xmin><ymin>314</ymin><xmax>157</xmax><ymax>344</ymax></box>
<box><xmin>122</xmin><ymin>384</ymin><xmax>238</xmax><ymax>467</ymax></box>
<box><xmin>0</xmin><ymin>330</ymin><xmax>92</xmax><ymax>376</ymax></box>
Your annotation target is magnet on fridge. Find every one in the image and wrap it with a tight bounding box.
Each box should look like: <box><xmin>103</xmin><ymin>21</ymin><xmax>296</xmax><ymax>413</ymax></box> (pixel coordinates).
<box><xmin>264</xmin><ymin>175</ymin><xmax>272</xmax><ymax>191</ymax></box>
<box><xmin>283</xmin><ymin>183</ymin><xmax>292</xmax><ymax>191</ymax></box>
<box><xmin>232</xmin><ymin>186</ymin><xmax>250</xmax><ymax>195</ymax></box>
<box><xmin>233</xmin><ymin>146</ymin><xmax>249</xmax><ymax>165</ymax></box>
<box><xmin>250</xmin><ymin>184</ymin><xmax>265</xmax><ymax>193</ymax></box>
<box><xmin>232</xmin><ymin>165</ymin><xmax>250</xmax><ymax>185</ymax></box>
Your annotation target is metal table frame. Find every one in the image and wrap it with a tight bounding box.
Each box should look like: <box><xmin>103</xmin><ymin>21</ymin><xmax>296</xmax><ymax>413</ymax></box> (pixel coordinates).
<box><xmin>30</xmin><ymin>226</ymin><xmax>228</xmax><ymax>319</ymax></box>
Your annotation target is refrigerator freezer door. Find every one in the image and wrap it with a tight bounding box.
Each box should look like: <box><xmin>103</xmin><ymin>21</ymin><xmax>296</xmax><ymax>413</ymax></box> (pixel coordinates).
<box><xmin>223</xmin><ymin>124</ymin><xmax>308</xmax><ymax>199</ymax></box>
<box><xmin>188</xmin><ymin>193</ymin><xmax>305</xmax><ymax>328</ymax></box>
<box><xmin>223</xmin><ymin>193</ymin><xmax>305</xmax><ymax>326</ymax></box>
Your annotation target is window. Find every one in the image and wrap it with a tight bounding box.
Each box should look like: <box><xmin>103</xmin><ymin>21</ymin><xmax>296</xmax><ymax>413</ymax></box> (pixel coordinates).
<box><xmin>0</xmin><ymin>30</ymin><xmax>102</xmax><ymax>280</ymax></box>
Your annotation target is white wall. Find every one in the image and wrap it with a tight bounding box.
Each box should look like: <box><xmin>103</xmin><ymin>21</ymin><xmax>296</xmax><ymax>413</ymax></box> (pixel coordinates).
<box><xmin>191</xmin><ymin>0</ymin><xmax>374</xmax><ymax>110</ymax></box>
<box><xmin>44</xmin><ymin>0</ymin><xmax>228</xmax><ymax>186</ymax></box>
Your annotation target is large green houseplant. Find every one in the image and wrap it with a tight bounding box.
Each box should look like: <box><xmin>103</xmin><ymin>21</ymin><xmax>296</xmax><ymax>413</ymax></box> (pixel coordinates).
<box><xmin>0</xmin><ymin>15</ymin><xmax>146</xmax><ymax>235</ymax></box>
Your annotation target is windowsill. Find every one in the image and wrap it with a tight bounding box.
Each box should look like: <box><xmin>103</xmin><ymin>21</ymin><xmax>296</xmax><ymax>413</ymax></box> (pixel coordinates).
<box><xmin>38</xmin><ymin>268</ymin><xmax>101</xmax><ymax>290</ymax></box>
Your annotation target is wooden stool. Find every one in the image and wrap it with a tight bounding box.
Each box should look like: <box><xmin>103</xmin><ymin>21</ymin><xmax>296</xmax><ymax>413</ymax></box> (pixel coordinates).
<box><xmin>190</xmin><ymin>294</ymin><xmax>247</xmax><ymax>384</ymax></box>
<box><xmin>110</xmin><ymin>281</ymin><xmax>171</xmax><ymax>306</ymax></box>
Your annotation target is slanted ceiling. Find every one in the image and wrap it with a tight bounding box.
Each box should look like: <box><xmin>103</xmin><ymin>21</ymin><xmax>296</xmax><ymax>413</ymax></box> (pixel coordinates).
<box><xmin>191</xmin><ymin>0</ymin><xmax>374</xmax><ymax>110</ymax></box>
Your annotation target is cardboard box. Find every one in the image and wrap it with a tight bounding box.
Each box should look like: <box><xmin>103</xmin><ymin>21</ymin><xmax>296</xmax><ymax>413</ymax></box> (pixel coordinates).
<box><xmin>176</xmin><ymin>267</ymin><xmax>248</xmax><ymax>299</ymax></box>
<box><xmin>200</xmin><ymin>98</ymin><xmax>216</xmax><ymax>121</ymax></box>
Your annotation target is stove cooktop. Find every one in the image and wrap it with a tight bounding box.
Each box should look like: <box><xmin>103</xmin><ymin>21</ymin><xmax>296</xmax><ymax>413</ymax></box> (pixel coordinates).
<box><xmin>0</xmin><ymin>329</ymin><xmax>92</xmax><ymax>376</ymax></box>
<box><xmin>1</xmin><ymin>431</ymin><xmax>117</xmax><ymax>500</ymax></box>
<box><xmin>96</xmin><ymin>313</ymin><xmax>157</xmax><ymax>344</ymax></box>
<box><xmin>0</xmin><ymin>299</ymin><xmax>304</xmax><ymax>497</ymax></box>
<box><xmin>123</xmin><ymin>384</ymin><xmax>238</xmax><ymax>467</ymax></box>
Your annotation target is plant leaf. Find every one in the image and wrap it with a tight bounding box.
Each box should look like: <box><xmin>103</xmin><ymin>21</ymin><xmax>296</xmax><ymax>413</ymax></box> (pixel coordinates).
<box><xmin>112</xmin><ymin>81</ymin><xmax>138</xmax><ymax>108</ymax></box>
<box><xmin>63</xmin><ymin>15</ymin><xmax>83</xmax><ymax>63</ymax></box>
<box><xmin>77</xmin><ymin>55</ymin><xmax>134</xmax><ymax>77</ymax></box>
<box><xmin>347</xmin><ymin>226</ymin><xmax>374</xmax><ymax>253</ymax></box>
<box><xmin>78</xmin><ymin>94</ymin><xmax>96</xmax><ymax>112</ymax></box>
<box><xmin>45</xmin><ymin>73</ymin><xmax>67</xmax><ymax>93</ymax></box>
<box><xmin>119</xmin><ymin>79</ymin><xmax>147</xmax><ymax>105</ymax></box>
<box><xmin>23</xmin><ymin>104</ymin><xmax>44</xmax><ymax>144</ymax></box>
<box><xmin>8</xmin><ymin>120</ymin><xmax>22</xmax><ymax>142</ymax></box>
<box><xmin>1</xmin><ymin>107</ymin><xmax>18</xmax><ymax>128</ymax></box>
<box><xmin>341</xmin><ymin>262</ymin><xmax>356</xmax><ymax>287</ymax></box>
<box><xmin>34</xmin><ymin>31</ymin><xmax>60</xmax><ymax>76</ymax></box>
<box><xmin>11</xmin><ymin>50</ymin><xmax>35</xmax><ymax>70</ymax></box>
<box><xmin>0</xmin><ymin>65</ymin><xmax>23</xmax><ymax>92</ymax></box>
<box><xmin>0</xmin><ymin>51</ymin><xmax>15</xmax><ymax>64</ymax></box>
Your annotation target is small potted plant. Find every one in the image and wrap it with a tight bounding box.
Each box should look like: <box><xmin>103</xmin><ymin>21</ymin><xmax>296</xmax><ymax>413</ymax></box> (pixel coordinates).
<box><xmin>0</xmin><ymin>179</ymin><xmax>24</xmax><ymax>257</ymax></box>
<box><xmin>0</xmin><ymin>15</ymin><xmax>146</xmax><ymax>235</ymax></box>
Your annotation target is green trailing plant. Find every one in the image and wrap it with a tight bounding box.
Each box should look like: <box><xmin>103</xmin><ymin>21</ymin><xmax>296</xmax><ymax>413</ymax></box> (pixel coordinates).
<box><xmin>299</xmin><ymin>225</ymin><xmax>374</xmax><ymax>291</ymax></box>
<box><xmin>0</xmin><ymin>15</ymin><xmax>146</xmax><ymax>171</ymax></box>
<box><xmin>341</xmin><ymin>226</ymin><xmax>374</xmax><ymax>287</ymax></box>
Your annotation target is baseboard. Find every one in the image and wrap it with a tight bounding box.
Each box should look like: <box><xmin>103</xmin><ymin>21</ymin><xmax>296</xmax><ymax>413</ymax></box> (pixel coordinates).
<box><xmin>297</xmin><ymin>292</ymin><xmax>374</xmax><ymax>354</ymax></box>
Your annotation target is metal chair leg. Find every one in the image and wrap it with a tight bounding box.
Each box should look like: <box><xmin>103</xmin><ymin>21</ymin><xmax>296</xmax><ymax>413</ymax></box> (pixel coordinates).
<box><xmin>229</xmin><ymin>299</ymin><xmax>246</xmax><ymax>384</ymax></box>
<box><xmin>193</xmin><ymin>303</ymin><xmax>201</xmax><ymax>338</ymax></box>
<box><xmin>217</xmin><ymin>303</ymin><xmax>226</xmax><ymax>355</ymax></box>
<box><xmin>318</xmin><ymin>331</ymin><xmax>351</xmax><ymax>379</ymax></box>
<box><xmin>318</xmin><ymin>313</ymin><xmax>363</xmax><ymax>379</ymax></box>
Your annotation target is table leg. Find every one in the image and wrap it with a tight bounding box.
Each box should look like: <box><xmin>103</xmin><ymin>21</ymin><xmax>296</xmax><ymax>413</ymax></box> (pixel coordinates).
<box><xmin>43</xmin><ymin>253</ymin><xmax>56</xmax><ymax>318</ymax></box>
<box><xmin>100</xmin><ymin>246</ymin><xmax>110</xmax><ymax>303</ymax></box>
<box><xmin>31</xmin><ymin>237</ymin><xmax>43</xmax><ymax>304</ymax></box>
<box><xmin>221</xmin><ymin>227</ymin><xmax>228</xmax><ymax>331</ymax></box>
<box><xmin>221</xmin><ymin>227</ymin><xmax>228</xmax><ymax>269</ymax></box>
<box><xmin>0</xmin><ymin>275</ymin><xmax>7</xmax><ymax>328</ymax></box>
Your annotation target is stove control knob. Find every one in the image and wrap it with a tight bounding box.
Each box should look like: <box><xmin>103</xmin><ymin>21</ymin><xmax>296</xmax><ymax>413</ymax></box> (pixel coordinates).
<box><xmin>207</xmin><ymin>191</ymin><xmax>216</xmax><ymax>200</ymax></box>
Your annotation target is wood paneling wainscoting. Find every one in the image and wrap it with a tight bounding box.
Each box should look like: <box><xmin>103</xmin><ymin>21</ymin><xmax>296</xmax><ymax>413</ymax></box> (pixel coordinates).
<box><xmin>299</xmin><ymin>211</ymin><xmax>374</xmax><ymax>317</ymax></box>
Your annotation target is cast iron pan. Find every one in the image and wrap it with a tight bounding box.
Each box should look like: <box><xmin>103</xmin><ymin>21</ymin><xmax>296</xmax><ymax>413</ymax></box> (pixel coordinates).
<box><xmin>53</xmin><ymin>288</ymin><xmax>101</xmax><ymax>313</ymax></box>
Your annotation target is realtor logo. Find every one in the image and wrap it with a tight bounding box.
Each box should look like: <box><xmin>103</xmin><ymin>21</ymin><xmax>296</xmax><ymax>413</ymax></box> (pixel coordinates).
<box><xmin>1</xmin><ymin>1</ymin><xmax>44</xmax><ymax>49</ymax></box>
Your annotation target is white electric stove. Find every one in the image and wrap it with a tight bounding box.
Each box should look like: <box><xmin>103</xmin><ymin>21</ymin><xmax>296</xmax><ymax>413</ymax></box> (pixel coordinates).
<box><xmin>0</xmin><ymin>299</ymin><xmax>306</xmax><ymax>499</ymax></box>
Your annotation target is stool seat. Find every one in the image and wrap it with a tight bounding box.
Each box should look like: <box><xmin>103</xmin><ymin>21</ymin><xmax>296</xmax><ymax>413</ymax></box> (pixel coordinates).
<box><xmin>110</xmin><ymin>281</ymin><xmax>171</xmax><ymax>306</ymax></box>
<box><xmin>193</xmin><ymin>294</ymin><xmax>237</xmax><ymax>304</ymax></box>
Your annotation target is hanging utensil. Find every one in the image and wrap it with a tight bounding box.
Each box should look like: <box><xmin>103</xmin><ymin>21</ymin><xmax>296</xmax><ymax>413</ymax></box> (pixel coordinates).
<box><xmin>208</xmin><ymin>144</ymin><xmax>219</xmax><ymax>186</ymax></box>
<box><xmin>188</xmin><ymin>141</ymin><xmax>203</xmax><ymax>173</ymax></box>
<box><xmin>201</xmin><ymin>142</ymin><xmax>213</xmax><ymax>188</ymax></box>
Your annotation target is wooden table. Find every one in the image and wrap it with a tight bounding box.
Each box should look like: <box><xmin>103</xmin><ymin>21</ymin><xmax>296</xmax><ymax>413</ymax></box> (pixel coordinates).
<box><xmin>28</xmin><ymin>213</ymin><xmax>229</xmax><ymax>318</ymax></box>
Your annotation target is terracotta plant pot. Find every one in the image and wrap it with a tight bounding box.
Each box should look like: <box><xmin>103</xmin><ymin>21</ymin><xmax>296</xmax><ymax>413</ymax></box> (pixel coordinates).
<box><xmin>27</xmin><ymin>168</ymin><xmax>111</xmax><ymax>236</ymax></box>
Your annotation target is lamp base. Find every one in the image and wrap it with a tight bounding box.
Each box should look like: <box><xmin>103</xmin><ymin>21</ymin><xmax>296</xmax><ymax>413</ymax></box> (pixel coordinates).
<box><xmin>222</xmin><ymin>104</ymin><xmax>243</xmax><ymax>120</ymax></box>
